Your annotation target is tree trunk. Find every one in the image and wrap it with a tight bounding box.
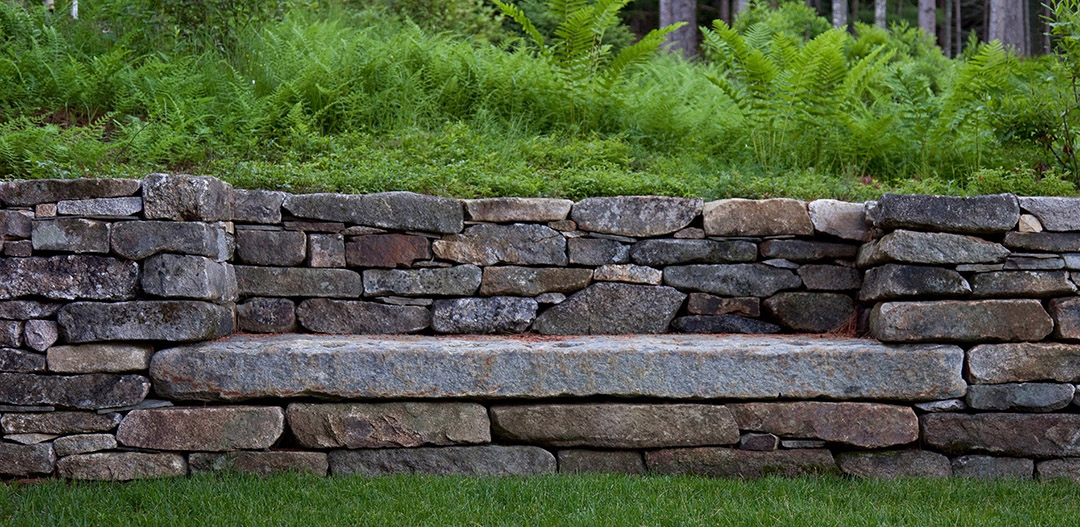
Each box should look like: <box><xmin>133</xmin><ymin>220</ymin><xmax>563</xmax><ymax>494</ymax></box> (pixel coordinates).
<box><xmin>852</xmin><ymin>0</ymin><xmax>861</xmax><ymax>23</ymax></box>
<box><xmin>833</xmin><ymin>0</ymin><xmax>848</xmax><ymax>27</ymax></box>
<box><xmin>919</xmin><ymin>0</ymin><xmax>936</xmax><ymax>40</ymax></box>
<box><xmin>875</xmin><ymin>0</ymin><xmax>887</xmax><ymax>27</ymax></box>
<box><xmin>944</xmin><ymin>0</ymin><xmax>954</xmax><ymax>56</ymax></box>
<box><xmin>988</xmin><ymin>0</ymin><xmax>1026</xmax><ymax>55</ymax></box>
<box><xmin>955</xmin><ymin>0</ymin><xmax>962</xmax><ymax>54</ymax></box>
<box><xmin>70</xmin><ymin>0</ymin><xmax>77</xmax><ymax>19</ymax></box>
<box><xmin>736</xmin><ymin>0</ymin><xmax>751</xmax><ymax>14</ymax></box>
<box><xmin>720</xmin><ymin>0</ymin><xmax>730</xmax><ymax>25</ymax></box>
<box><xmin>660</xmin><ymin>0</ymin><xmax>699</xmax><ymax>57</ymax></box>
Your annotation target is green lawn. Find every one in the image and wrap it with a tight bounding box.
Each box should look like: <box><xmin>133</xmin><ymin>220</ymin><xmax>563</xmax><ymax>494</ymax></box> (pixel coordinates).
<box><xmin>3</xmin><ymin>473</ymin><xmax>1079</xmax><ymax>526</ymax></box>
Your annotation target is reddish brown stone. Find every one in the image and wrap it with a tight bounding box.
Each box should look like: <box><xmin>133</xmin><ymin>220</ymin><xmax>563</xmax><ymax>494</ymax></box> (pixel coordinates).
<box><xmin>686</xmin><ymin>294</ymin><xmax>759</xmax><ymax>317</ymax></box>
<box><xmin>346</xmin><ymin>234</ymin><xmax>431</xmax><ymax>268</ymax></box>
<box><xmin>921</xmin><ymin>413</ymin><xmax>1080</xmax><ymax>457</ymax></box>
<box><xmin>728</xmin><ymin>402</ymin><xmax>918</xmax><ymax>448</ymax></box>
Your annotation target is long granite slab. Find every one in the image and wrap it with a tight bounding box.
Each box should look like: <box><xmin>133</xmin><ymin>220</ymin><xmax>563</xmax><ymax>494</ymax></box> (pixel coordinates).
<box><xmin>150</xmin><ymin>335</ymin><xmax>966</xmax><ymax>402</ymax></box>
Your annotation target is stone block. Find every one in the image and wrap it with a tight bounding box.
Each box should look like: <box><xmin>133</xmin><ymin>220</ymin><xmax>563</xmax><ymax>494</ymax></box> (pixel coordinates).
<box><xmin>237</xmin><ymin>298</ymin><xmax>296</xmax><ymax>333</ymax></box>
<box><xmin>1</xmin><ymin>179</ymin><xmax>140</xmax><ymax>206</ymax></box>
<box><xmin>728</xmin><ymin>402</ymin><xmax>918</xmax><ymax>448</ymax></box>
<box><xmin>759</xmin><ymin>240</ymin><xmax>858</xmax><ymax>262</ymax></box>
<box><xmin>345</xmin><ymin>234</ymin><xmax>431</xmax><ymax>268</ymax></box>
<box><xmin>557</xmin><ymin>450</ymin><xmax>645</xmax><ymax>475</ymax></box>
<box><xmin>858</xmin><ymin>264</ymin><xmax>970</xmax><ymax>301</ymax></box>
<box><xmin>808</xmin><ymin>199</ymin><xmax>869</xmax><ymax>240</ymax></box>
<box><xmin>703</xmin><ymin>198</ymin><xmax>812</xmax><ymax>236</ymax></box>
<box><xmin>463</xmin><ymin>197</ymin><xmax>573</xmax><ymax>222</ymax></box>
<box><xmin>921</xmin><ymin>413</ymin><xmax>1080</xmax><ymax>457</ymax></box>
<box><xmin>646</xmin><ymin>448</ymin><xmax>837</xmax><ymax>478</ymax></box>
<box><xmin>686</xmin><ymin>294</ymin><xmax>759</xmax><ymax>317</ymax></box>
<box><xmin>968</xmin><ymin>343</ymin><xmax>1080</xmax><ymax>384</ymax></box>
<box><xmin>479</xmin><ymin>266</ymin><xmax>592</xmax><ymax>296</ymax></box>
<box><xmin>0</xmin><ymin>373</ymin><xmax>148</xmax><ymax>409</ymax></box>
<box><xmin>362</xmin><ymin>265</ymin><xmax>481</xmax><ymax>297</ymax></box>
<box><xmin>46</xmin><ymin>343</ymin><xmax>155</xmax><ymax>373</ymax></box>
<box><xmin>739</xmin><ymin>433</ymin><xmax>780</xmax><ymax>451</ymax></box>
<box><xmin>664</xmin><ymin>264</ymin><xmax>801</xmax><ymax>297</ymax></box>
<box><xmin>59</xmin><ymin>301</ymin><xmax>234</xmax><ymax>343</ymax></box>
<box><xmin>1036</xmin><ymin>458</ymin><xmax>1080</xmax><ymax>481</ymax></box>
<box><xmin>0</xmin><ymin>210</ymin><xmax>32</xmax><ymax>237</ymax></box>
<box><xmin>142</xmin><ymin>173</ymin><xmax>233</xmax><ymax>221</ymax></box>
<box><xmin>671</xmin><ymin>315</ymin><xmax>780</xmax><ymax>334</ymax></box>
<box><xmin>567</xmin><ymin>237</ymin><xmax>629</xmax><ymax>265</ymax></box>
<box><xmin>22</xmin><ymin>319</ymin><xmax>57</xmax><ymax>352</ymax></box>
<box><xmin>1018</xmin><ymin>214</ymin><xmax>1043</xmax><ymax>232</ymax></box>
<box><xmin>58</xmin><ymin>452</ymin><xmax>187</xmax><ymax>481</ymax></box>
<box><xmin>764</xmin><ymin>293</ymin><xmax>854</xmax><ymax>333</ymax></box>
<box><xmin>870</xmin><ymin>193</ymin><xmax>1019</xmax><ymax>233</ymax></box>
<box><xmin>0</xmin><ymin>255</ymin><xmax>137</xmax><ymax>301</ymax></box>
<box><xmin>189</xmin><ymin>452</ymin><xmax>328</xmax><ymax>476</ymax></box>
<box><xmin>593</xmin><ymin>264</ymin><xmax>661</xmax><ymax>285</ymax></box>
<box><xmin>0</xmin><ymin>348</ymin><xmax>44</xmax><ymax>373</ymax></box>
<box><xmin>111</xmin><ymin>221</ymin><xmax>233</xmax><ymax>261</ymax></box>
<box><xmin>951</xmin><ymin>455</ymin><xmax>1033</xmax><ymax>479</ymax></box>
<box><xmin>57</xmin><ymin>197</ymin><xmax>142</xmax><ymax>217</ymax></box>
<box><xmin>54</xmin><ymin>434</ymin><xmax>117</xmax><ymax>457</ymax></box>
<box><xmin>235</xmin><ymin>229</ymin><xmax>307</xmax><ymax>266</ymax></box>
<box><xmin>117</xmin><ymin>406</ymin><xmax>284</xmax><ymax>451</ymax></box>
<box><xmin>1003</xmin><ymin>254</ymin><xmax>1064</xmax><ymax>270</ymax></box>
<box><xmin>1018</xmin><ymin>196</ymin><xmax>1080</xmax><ymax>231</ymax></box>
<box><xmin>971</xmin><ymin>271</ymin><xmax>1076</xmax><ymax>297</ymax></box>
<box><xmin>871</xmin><ymin>300</ymin><xmax>1053</xmax><ymax>343</ymax></box>
<box><xmin>1050</xmin><ymin>297</ymin><xmax>1080</xmax><ymax>340</ymax></box>
<box><xmin>284</xmin><ymin>192</ymin><xmax>464</xmax><ymax>234</ymax></box>
<box><xmin>235</xmin><ymin>266</ymin><xmax>362</xmax><ymax>297</ymax></box>
<box><xmin>3</xmin><ymin>240</ymin><xmax>31</xmax><ymax>257</ymax></box>
<box><xmin>297</xmin><ymin>299</ymin><xmax>429</xmax><ymax>334</ymax></box>
<box><xmin>433</xmin><ymin>224</ymin><xmax>567</xmax><ymax>266</ymax></box>
<box><xmin>307</xmin><ymin>233</ymin><xmax>345</xmax><ymax>268</ymax></box>
<box><xmin>914</xmin><ymin>399</ymin><xmax>967</xmax><ymax>412</ymax></box>
<box><xmin>286</xmin><ymin>402</ymin><xmax>489</xmax><ymax>449</ymax></box>
<box><xmin>0</xmin><ymin>300</ymin><xmax>61</xmax><ymax>319</ymax></box>
<box><xmin>630</xmin><ymin>239</ymin><xmax>757</xmax><ymax>266</ymax></box>
<box><xmin>836</xmin><ymin>450</ymin><xmax>951</xmax><ymax>478</ymax></box>
<box><xmin>141</xmin><ymin>254</ymin><xmax>237</xmax><ymax>302</ymax></box>
<box><xmin>966</xmin><ymin>383</ymin><xmax>1075</xmax><ymax>412</ymax></box>
<box><xmin>862</xmin><ymin>230</ymin><xmax>1009</xmax><ymax>265</ymax></box>
<box><xmin>329</xmin><ymin>446</ymin><xmax>556</xmax><ymax>476</ymax></box>
<box><xmin>31</xmin><ymin>218</ymin><xmax>109</xmax><ymax>253</ymax></box>
<box><xmin>0</xmin><ymin>320</ymin><xmax>21</xmax><ymax>347</ymax></box>
<box><xmin>231</xmin><ymin>189</ymin><xmax>285</xmax><ymax>224</ymax></box>
<box><xmin>1</xmin><ymin>411</ymin><xmax>121</xmax><ymax>434</ymax></box>
<box><xmin>432</xmin><ymin>297</ymin><xmax>536</xmax><ymax>334</ymax></box>
<box><xmin>532</xmin><ymin>283</ymin><xmax>684</xmax><ymax>334</ymax></box>
<box><xmin>572</xmin><ymin>196</ymin><xmax>701</xmax><ymax>237</ymax></box>
<box><xmin>0</xmin><ymin>443</ymin><xmax>55</xmax><ymax>476</ymax></box>
<box><xmin>798</xmin><ymin>264</ymin><xmax>862</xmax><ymax>291</ymax></box>
<box><xmin>1003</xmin><ymin>232</ymin><xmax>1080</xmax><ymax>252</ymax></box>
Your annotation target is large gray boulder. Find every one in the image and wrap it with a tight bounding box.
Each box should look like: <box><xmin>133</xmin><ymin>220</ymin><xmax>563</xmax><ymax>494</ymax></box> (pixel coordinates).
<box><xmin>58</xmin><ymin>301</ymin><xmax>234</xmax><ymax>343</ymax></box>
<box><xmin>142</xmin><ymin>173</ymin><xmax>233</xmax><ymax>221</ymax></box>
<box><xmin>663</xmin><ymin>264</ymin><xmax>801</xmax><ymax>297</ymax></box>
<box><xmin>117</xmin><ymin>406</ymin><xmax>284</xmax><ymax>451</ymax></box>
<box><xmin>572</xmin><ymin>196</ymin><xmax>702</xmax><ymax>237</ymax></box>
<box><xmin>141</xmin><ymin>254</ymin><xmax>237</xmax><ymax>302</ymax></box>
<box><xmin>296</xmin><ymin>299</ymin><xmax>429</xmax><ymax>334</ymax></box>
<box><xmin>531</xmin><ymin>283</ymin><xmax>684</xmax><ymax>334</ymax></box>
<box><xmin>433</xmin><ymin>224</ymin><xmax>566</xmax><ymax>265</ymax></box>
<box><xmin>231</xmin><ymin>189</ymin><xmax>286</xmax><ymax>223</ymax></box>
<box><xmin>0</xmin><ymin>256</ymin><xmax>137</xmax><ymax>300</ymax></box>
<box><xmin>111</xmin><ymin>221</ymin><xmax>233</xmax><ymax>261</ymax></box>
<box><xmin>860</xmin><ymin>230</ymin><xmax>1009</xmax><ymax>265</ymax></box>
<box><xmin>869</xmin><ymin>193</ymin><xmax>1019</xmax><ymax>233</ymax></box>
<box><xmin>871</xmin><ymin>300</ymin><xmax>1053</xmax><ymax>342</ymax></box>
<box><xmin>286</xmin><ymin>402</ymin><xmax>490</xmax><ymax>448</ymax></box>
<box><xmin>329</xmin><ymin>446</ymin><xmax>555</xmax><ymax>476</ymax></box>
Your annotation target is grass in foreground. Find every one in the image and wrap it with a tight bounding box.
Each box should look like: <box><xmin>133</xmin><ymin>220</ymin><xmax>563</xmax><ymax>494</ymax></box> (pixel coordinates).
<box><xmin>2</xmin><ymin>473</ymin><xmax>1079</xmax><ymax>526</ymax></box>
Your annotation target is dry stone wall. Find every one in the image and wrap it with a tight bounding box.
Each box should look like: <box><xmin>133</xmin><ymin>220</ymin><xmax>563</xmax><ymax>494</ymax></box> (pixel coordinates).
<box><xmin>0</xmin><ymin>174</ymin><xmax>1079</xmax><ymax>481</ymax></box>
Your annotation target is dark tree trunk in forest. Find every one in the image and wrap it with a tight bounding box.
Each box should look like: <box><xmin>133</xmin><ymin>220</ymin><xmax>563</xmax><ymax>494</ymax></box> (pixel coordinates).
<box><xmin>988</xmin><ymin>0</ymin><xmax>1027</xmax><ymax>55</ymax></box>
<box><xmin>661</xmin><ymin>0</ymin><xmax>699</xmax><ymax>57</ymax></box>
<box><xmin>943</xmin><ymin>0</ymin><xmax>954</xmax><ymax>56</ymax></box>
<box><xmin>833</xmin><ymin>0</ymin><xmax>848</xmax><ymax>27</ymax></box>
<box><xmin>875</xmin><ymin>0</ymin><xmax>887</xmax><ymax>27</ymax></box>
<box><xmin>720</xmin><ymin>0</ymin><xmax>730</xmax><ymax>25</ymax></box>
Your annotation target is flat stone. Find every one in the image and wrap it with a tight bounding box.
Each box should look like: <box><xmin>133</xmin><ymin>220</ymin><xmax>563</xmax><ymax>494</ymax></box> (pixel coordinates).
<box><xmin>59</xmin><ymin>301</ymin><xmax>234</xmax><ymax>343</ymax></box>
<box><xmin>117</xmin><ymin>407</ymin><xmax>284</xmax><ymax>451</ymax></box>
<box><xmin>0</xmin><ymin>443</ymin><xmax>55</xmax><ymax>476</ymax></box>
<box><xmin>231</xmin><ymin>189</ymin><xmax>285</xmax><ymax>224</ymax></box>
<box><xmin>463</xmin><ymin>198</ymin><xmax>573</xmax><ymax>222</ymax></box>
<box><xmin>34</xmin><ymin>204</ymin><xmax>55</xmax><ymax>217</ymax></box>
<box><xmin>284</xmin><ymin>192</ymin><xmax>464</xmax><ymax>234</ymax></box>
<box><xmin>1018</xmin><ymin>196</ymin><xmax>1080</xmax><ymax>231</ymax></box>
<box><xmin>0</xmin><ymin>255</ymin><xmax>137</xmax><ymax>301</ymax></box>
<box><xmin>380</xmin><ymin>296</ymin><xmax>433</xmax><ymax>306</ymax></box>
<box><xmin>966</xmin><ymin>383</ymin><xmax>1075</xmax><ymax>412</ymax></box>
<box><xmin>674</xmin><ymin>227</ymin><xmax>705</xmax><ymax>239</ymax></box>
<box><xmin>363</xmin><ymin>265</ymin><xmax>481</xmax><ymax>297</ymax></box>
<box><xmin>150</xmin><ymin>334</ymin><xmax>966</xmax><ymax>402</ymax></box>
<box><xmin>54</xmin><ymin>434</ymin><xmax>117</xmax><ymax>457</ymax></box>
<box><xmin>1050</xmin><ymin>297</ymin><xmax>1080</xmax><ymax>340</ymax></box>
<box><xmin>189</xmin><ymin>452</ymin><xmax>328</xmax><ymax>476</ymax></box>
<box><xmin>971</xmin><ymin>271</ymin><xmax>1076</xmax><ymax>297</ymax></box>
<box><xmin>922</xmin><ymin>413</ymin><xmax>1080</xmax><ymax>457</ymax></box>
<box><xmin>287</xmin><ymin>402</ymin><xmax>489</xmax><ymax>448</ymax></box>
<box><xmin>3</xmin><ymin>240</ymin><xmax>31</xmax><ymax>257</ymax></box>
<box><xmin>46</xmin><ymin>343</ymin><xmax>154</xmax><ymax>373</ymax></box>
<box><xmin>703</xmin><ymin>199</ymin><xmax>813</xmax><ymax>236</ymax></box>
<box><xmin>572</xmin><ymin>196</ymin><xmax>701</xmax><ymax>237</ymax></box>
<box><xmin>1004</xmin><ymin>254</ymin><xmax>1065</xmax><ymax>270</ymax></box>
<box><xmin>671</xmin><ymin>315</ymin><xmax>780</xmax><ymax>334</ymax></box>
<box><xmin>808</xmin><ymin>199</ymin><xmax>869</xmax><ymax>240</ymax></box>
<box><xmin>535</xmin><ymin>293</ymin><xmax>566</xmax><ymax>304</ymax></box>
<box><xmin>1018</xmin><ymin>214</ymin><xmax>1043</xmax><ymax>233</ymax></box>
<box><xmin>759</xmin><ymin>240</ymin><xmax>858</xmax><ymax>262</ymax></box>
<box><xmin>871</xmin><ymin>300</ymin><xmax>1053</xmax><ymax>343</ymax></box>
<box><xmin>836</xmin><ymin>450</ymin><xmax>951</xmax><ymax>478</ymax></box>
<box><xmin>23</xmin><ymin>320</ymin><xmax>57</xmax><ymax>352</ymax></box>
<box><xmin>0</xmin><ymin>348</ymin><xmax>45</xmax><ymax>373</ymax></box>
<box><xmin>307</xmin><ymin>234</ymin><xmax>345</xmax><ymax>268</ymax></box>
<box><xmin>285</xmin><ymin>221</ymin><xmax>346</xmax><ymax>233</ymax></box>
<box><xmin>870</xmin><ymin>194</ymin><xmax>1019</xmax><ymax>233</ymax></box>
<box><xmin>863</xmin><ymin>230</ymin><xmax>1010</xmax><ymax>265</ymax></box>
<box><xmin>557</xmin><ymin>450</ymin><xmax>645</xmax><ymax>474</ymax></box>
<box><xmin>630</xmin><ymin>239</ymin><xmax>756</xmax><ymax>266</ymax></box>
<box><xmin>1</xmin><ymin>411</ymin><xmax>121</xmax><ymax>434</ymax></box>
<box><xmin>764</xmin><ymin>293</ymin><xmax>854</xmax><ymax>333</ymax></box>
<box><xmin>329</xmin><ymin>446</ymin><xmax>555</xmax><ymax>476</ymax></box>
<box><xmin>58</xmin><ymin>452</ymin><xmax>187</xmax><ymax>481</ymax></box>
<box><xmin>345</xmin><ymin>234</ymin><xmax>431</xmax><ymax>268</ymax></box>
<box><xmin>5</xmin><ymin>433</ymin><xmax>58</xmax><ymax>444</ymax></box>
<box><xmin>859</xmin><ymin>264</ymin><xmax>971</xmax><ymax>301</ymax></box>
<box><xmin>1036</xmin><ymin>458</ymin><xmax>1080</xmax><ymax>481</ymax></box>
<box><xmin>762</xmin><ymin>258</ymin><xmax>799</xmax><ymax>269</ymax></box>
<box><xmin>593</xmin><ymin>264</ymin><xmax>661</xmax><ymax>285</ymax></box>
<box><xmin>297</xmin><ymin>299</ymin><xmax>429</xmax><ymax>334</ymax></box>
<box><xmin>532</xmin><ymin>283</ymin><xmax>684</xmax><ymax>335</ymax></box>
<box><xmin>728</xmin><ymin>402</ymin><xmax>918</xmax><ymax>448</ymax></box>
<box><xmin>739</xmin><ymin>433</ymin><xmax>779</xmax><ymax>451</ymax></box>
<box><xmin>914</xmin><ymin>399</ymin><xmax>967</xmax><ymax>412</ymax></box>
<box><xmin>0</xmin><ymin>373</ymin><xmax>148</xmax><ymax>409</ymax></box>
<box><xmin>780</xmin><ymin>440</ymin><xmax>826</xmax><ymax>449</ymax></box>
<box><xmin>57</xmin><ymin>197</ymin><xmax>141</xmax><ymax>217</ymax></box>
<box><xmin>0</xmin><ymin>321</ymin><xmax>20</xmax><ymax>347</ymax></box>
<box><xmin>236</xmin><ymin>230</ymin><xmax>307</xmax><ymax>266</ymax></box>
<box><xmin>141</xmin><ymin>254</ymin><xmax>237</xmax><ymax>302</ymax></box>
<box><xmin>0</xmin><ymin>405</ymin><xmax>54</xmax><ymax>412</ymax></box>
<box><xmin>479</xmin><ymin>267</ymin><xmax>592</xmax><ymax>296</ymax></box>
<box><xmin>798</xmin><ymin>265</ymin><xmax>862</xmax><ymax>291</ymax></box>
<box><xmin>686</xmin><ymin>294</ymin><xmax>759</xmax><ymax>317</ymax></box>
<box><xmin>646</xmin><ymin>448</ymin><xmax>836</xmax><ymax>478</ymax></box>
<box><xmin>567</xmin><ymin>238</ymin><xmax>630</xmax><ymax>265</ymax></box>
<box><xmin>432</xmin><ymin>297</ymin><xmax>536</xmax><ymax>334</ymax></box>
<box><xmin>282</xmin><ymin>193</ymin><xmax>363</xmax><ymax>223</ymax></box>
<box><xmin>952</xmin><ymin>455</ymin><xmax>1033</xmax><ymax>479</ymax></box>
<box><xmin>142</xmin><ymin>173</ymin><xmax>232</xmax><ymax>221</ymax></box>
<box><xmin>663</xmin><ymin>264</ymin><xmax>802</xmax><ymax>297</ymax></box>
<box><xmin>111</xmin><ymin>221</ymin><xmax>232</xmax><ymax>261</ymax></box>
<box><xmin>433</xmin><ymin>224</ymin><xmax>566</xmax><ymax>266</ymax></box>
<box><xmin>0</xmin><ymin>209</ymin><xmax>32</xmax><ymax>237</ymax></box>
<box><xmin>30</xmin><ymin>218</ymin><xmax>109</xmax><ymax>253</ymax></box>
<box><xmin>1004</xmin><ymin>232</ymin><xmax>1080</xmax><ymax>252</ymax></box>
<box><xmin>491</xmin><ymin>404</ymin><xmax>739</xmax><ymax>448</ymax></box>
<box><xmin>237</xmin><ymin>298</ymin><xmax>296</xmax><ymax>333</ymax></box>
<box><xmin>235</xmin><ymin>266</ymin><xmax>362</xmax><ymax>297</ymax></box>
<box><xmin>968</xmin><ymin>343</ymin><xmax>1080</xmax><ymax>383</ymax></box>
<box><xmin>1</xmin><ymin>178</ymin><xmax>140</xmax><ymax>206</ymax></box>
<box><xmin>0</xmin><ymin>300</ymin><xmax>61</xmax><ymax>319</ymax></box>
<box><xmin>549</xmin><ymin>220</ymin><xmax>576</xmax><ymax>231</ymax></box>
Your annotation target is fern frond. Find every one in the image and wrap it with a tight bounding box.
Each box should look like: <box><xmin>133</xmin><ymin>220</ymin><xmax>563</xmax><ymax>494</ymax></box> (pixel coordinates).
<box><xmin>492</xmin><ymin>0</ymin><xmax>545</xmax><ymax>50</ymax></box>
<box><xmin>599</xmin><ymin>23</ymin><xmax>683</xmax><ymax>93</ymax></box>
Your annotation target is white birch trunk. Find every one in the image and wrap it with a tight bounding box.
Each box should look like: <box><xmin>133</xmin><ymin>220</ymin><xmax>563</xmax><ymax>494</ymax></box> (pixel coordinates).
<box><xmin>874</xmin><ymin>0</ymin><xmax>887</xmax><ymax>28</ymax></box>
<box><xmin>833</xmin><ymin>0</ymin><xmax>848</xmax><ymax>28</ymax></box>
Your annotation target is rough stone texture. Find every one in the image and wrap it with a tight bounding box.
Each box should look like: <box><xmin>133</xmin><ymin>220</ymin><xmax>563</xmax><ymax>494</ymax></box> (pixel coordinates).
<box><xmin>0</xmin><ymin>348</ymin><xmax>45</xmax><ymax>373</ymax></box>
<box><xmin>189</xmin><ymin>452</ymin><xmax>328</xmax><ymax>476</ymax></box>
<box><xmin>971</xmin><ymin>271</ymin><xmax>1076</xmax><ymax>298</ymax></box>
<box><xmin>646</xmin><ymin>448</ymin><xmax>836</xmax><ymax>478</ymax></box>
<box><xmin>952</xmin><ymin>455</ymin><xmax>1033</xmax><ymax>479</ymax></box>
<box><xmin>1018</xmin><ymin>214</ymin><xmax>1043</xmax><ymax>233</ymax></box>
<box><xmin>663</xmin><ymin>264</ymin><xmax>802</xmax><ymax>297</ymax></box>
<box><xmin>23</xmin><ymin>319</ymin><xmax>58</xmax><ymax>352</ymax></box>
<box><xmin>297</xmin><ymin>299</ymin><xmax>429</xmax><ymax>334</ymax></box>
<box><xmin>968</xmin><ymin>343</ymin><xmax>1080</xmax><ymax>383</ymax></box>
<box><xmin>345</xmin><ymin>234</ymin><xmax>431</xmax><ymax>268</ymax></box>
<box><xmin>593</xmin><ymin>264</ymin><xmax>662</xmax><ymax>285</ymax></box>
<box><xmin>235</xmin><ymin>266</ymin><xmax>362</xmax><ymax>298</ymax></box>
<box><xmin>764</xmin><ymin>293</ymin><xmax>854</xmax><ymax>333</ymax></box>
<box><xmin>922</xmin><ymin>413</ymin><xmax>1080</xmax><ymax>457</ymax></box>
<box><xmin>630</xmin><ymin>239</ymin><xmax>757</xmax><ymax>266</ymax></box>
<box><xmin>4</xmin><ymin>239</ymin><xmax>31</xmax><ymax>257</ymax></box>
<box><xmin>797</xmin><ymin>265</ymin><xmax>862</xmax><ymax>291</ymax></box>
<box><xmin>671</xmin><ymin>315</ymin><xmax>781</xmax><ymax>334</ymax></box>
<box><xmin>479</xmin><ymin>267</ymin><xmax>592</xmax><ymax>296</ymax></box>
<box><xmin>759</xmin><ymin>240</ymin><xmax>858</xmax><ymax>262</ymax></box>
<box><xmin>0</xmin><ymin>321</ymin><xmax>22</xmax><ymax>348</ymax></box>
<box><xmin>57</xmin><ymin>452</ymin><xmax>187</xmax><ymax>481</ymax></box>
<box><xmin>1050</xmin><ymin>297</ymin><xmax>1080</xmax><ymax>340</ymax></box>
<box><xmin>703</xmin><ymin>199</ymin><xmax>813</xmax><ymax>236</ymax></box>
<box><xmin>1004</xmin><ymin>254</ymin><xmax>1064</xmax><ymax>270</ymax></box>
<box><xmin>0</xmin><ymin>373</ymin><xmax>148</xmax><ymax>409</ymax></box>
<box><xmin>870</xmin><ymin>300</ymin><xmax>1054</xmax><ymax>343</ymax></box>
<box><xmin>329</xmin><ymin>446</ymin><xmax>555</xmax><ymax>476</ymax></box>
<box><xmin>0</xmin><ymin>443</ymin><xmax>55</xmax><ymax>476</ymax></box>
<box><xmin>728</xmin><ymin>402</ymin><xmax>918</xmax><ymax>448</ymax></box>
<box><xmin>572</xmin><ymin>196</ymin><xmax>701</xmax><ymax>237</ymax></box>
<box><xmin>1</xmin><ymin>178</ymin><xmax>140</xmax><ymax>206</ymax></box>
<box><xmin>808</xmin><ymin>199</ymin><xmax>869</xmax><ymax>240</ymax></box>
<box><xmin>1</xmin><ymin>411</ymin><xmax>121</xmax><ymax>434</ymax></box>
<box><xmin>740</xmin><ymin>433</ymin><xmax>779</xmax><ymax>451</ymax></box>
<box><xmin>0</xmin><ymin>300</ymin><xmax>62</xmax><ymax>319</ymax></box>
<box><xmin>282</xmin><ymin>193</ymin><xmax>364</xmax><ymax>224</ymax></box>
<box><xmin>236</xmin><ymin>229</ymin><xmax>307</xmax><ymax>266</ymax></box>
<box><xmin>150</xmin><ymin>334</ymin><xmax>966</xmax><ymax>402</ymax></box>
<box><xmin>307</xmin><ymin>234</ymin><xmax>346</xmax><ymax>268</ymax></box>
<box><xmin>491</xmin><ymin>404</ymin><xmax>739</xmax><ymax>449</ymax></box>
<box><xmin>287</xmin><ymin>402</ymin><xmax>489</xmax><ymax>449</ymax></box>
<box><xmin>1003</xmin><ymin>232</ymin><xmax>1080</xmax><ymax>252</ymax></box>
<box><xmin>686</xmin><ymin>294</ymin><xmax>759</xmax><ymax>317</ymax></box>
<box><xmin>1018</xmin><ymin>196</ymin><xmax>1080</xmax><ymax>231</ymax></box>
<box><xmin>31</xmin><ymin>218</ymin><xmax>110</xmax><ymax>253</ymax></box>
<box><xmin>0</xmin><ymin>209</ymin><xmax>32</xmax><ymax>237</ymax></box>
<box><xmin>117</xmin><ymin>406</ymin><xmax>284</xmax><ymax>451</ymax></box>
<box><xmin>966</xmin><ymin>383</ymin><xmax>1075</xmax><ymax>412</ymax></box>
<box><xmin>433</xmin><ymin>224</ymin><xmax>567</xmax><ymax>266</ymax></box>
<box><xmin>432</xmin><ymin>297</ymin><xmax>536</xmax><ymax>334</ymax></box>
<box><xmin>111</xmin><ymin>221</ymin><xmax>232</xmax><ymax>261</ymax></box>
<box><xmin>34</xmin><ymin>204</ymin><xmax>55</xmax><ymax>217</ymax></box>
<box><xmin>232</xmin><ymin>189</ymin><xmax>285</xmax><ymax>224</ymax></box>
<box><xmin>863</xmin><ymin>230</ymin><xmax>1010</xmax><ymax>265</ymax></box>
<box><xmin>46</xmin><ymin>343</ymin><xmax>154</xmax><ymax>373</ymax></box>
<box><xmin>54</xmin><ymin>434</ymin><xmax>118</xmax><ymax>457</ymax></box>
<box><xmin>142</xmin><ymin>173</ymin><xmax>233</xmax><ymax>221</ymax></box>
<box><xmin>141</xmin><ymin>254</ymin><xmax>237</xmax><ymax>303</ymax></box>
<box><xmin>837</xmin><ymin>450</ymin><xmax>952</xmax><ymax>478</ymax></box>
<box><xmin>871</xmin><ymin>194</ymin><xmax>1019</xmax><ymax>233</ymax></box>
<box><xmin>0</xmin><ymin>255</ymin><xmax>138</xmax><ymax>301</ymax></box>
<box><xmin>557</xmin><ymin>450</ymin><xmax>645</xmax><ymax>474</ymax></box>
<box><xmin>1037</xmin><ymin>458</ymin><xmax>1080</xmax><ymax>481</ymax></box>
<box><xmin>237</xmin><ymin>298</ymin><xmax>297</xmax><ymax>333</ymax></box>
<box><xmin>859</xmin><ymin>264</ymin><xmax>970</xmax><ymax>301</ymax></box>
<box><xmin>463</xmin><ymin>198</ymin><xmax>573</xmax><ymax>223</ymax></box>
<box><xmin>532</xmin><ymin>283</ymin><xmax>684</xmax><ymax>335</ymax></box>
<box><xmin>284</xmin><ymin>192</ymin><xmax>463</xmax><ymax>234</ymax></box>
<box><xmin>915</xmin><ymin>399</ymin><xmax>967</xmax><ymax>412</ymax></box>
<box><xmin>567</xmin><ymin>238</ymin><xmax>630</xmax><ymax>266</ymax></box>
<box><xmin>58</xmin><ymin>301</ymin><xmax>234</xmax><ymax>343</ymax></box>
<box><xmin>362</xmin><ymin>265</ymin><xmax>481</xmax><ymax>297</ymax></box>
<box><xmin>57</xmin><ymin>197</ymin><xmax>142</xmax><ymax>217</ymax></box>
